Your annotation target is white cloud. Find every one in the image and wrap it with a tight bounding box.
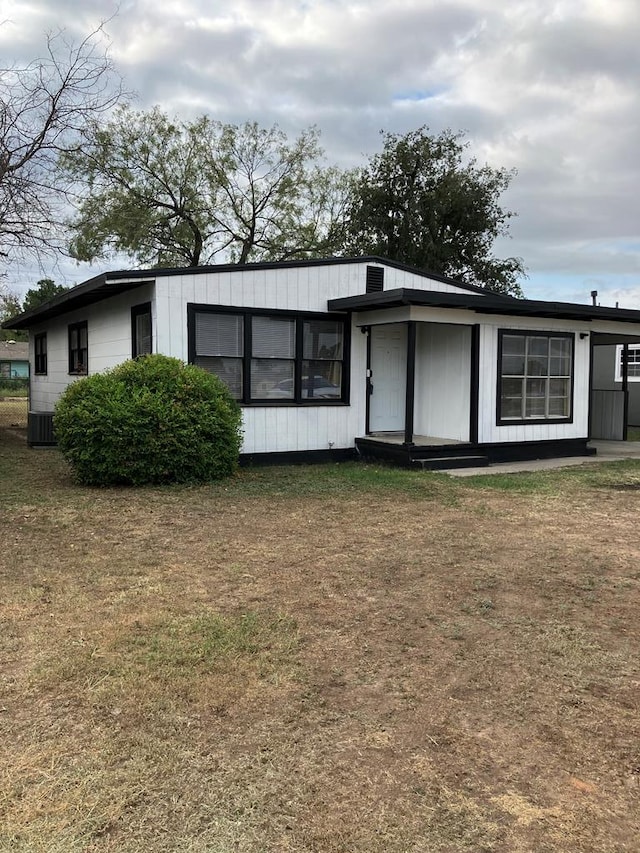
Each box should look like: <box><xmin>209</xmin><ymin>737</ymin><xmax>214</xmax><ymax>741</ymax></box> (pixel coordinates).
<box><xmin>2</xmin><ymin>0</ymin><xmax>639</xmax><ymax>302</ymax></box>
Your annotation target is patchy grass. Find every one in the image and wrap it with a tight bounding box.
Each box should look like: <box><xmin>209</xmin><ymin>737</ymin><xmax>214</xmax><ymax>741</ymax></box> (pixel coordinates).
<box><xmin>1</xmin><ymin>401</ymin><xmax>639</xmax><ymax>852</ymax></box>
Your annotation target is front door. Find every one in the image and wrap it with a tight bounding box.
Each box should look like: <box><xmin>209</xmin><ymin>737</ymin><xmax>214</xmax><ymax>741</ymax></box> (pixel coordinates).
<box><xmin>369</xmin><ymin>325</ymin><xmax>407</xmax><ymax>432</ymax></box>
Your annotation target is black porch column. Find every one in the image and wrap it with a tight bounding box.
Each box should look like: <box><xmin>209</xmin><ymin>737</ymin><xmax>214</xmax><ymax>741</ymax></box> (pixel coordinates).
<box><xmin>404</xmin><ymin>321</ymin><xmax>416</xmax><ymax>446</ymax></box>
<box><xmin>622</xmin><ymin>342</ymin><xmax>629</xmax><ymax>441</ymax></box>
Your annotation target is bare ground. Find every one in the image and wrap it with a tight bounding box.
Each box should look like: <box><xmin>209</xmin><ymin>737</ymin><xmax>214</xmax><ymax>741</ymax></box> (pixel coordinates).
<box><xmin>0</xmin><ymin>400</ymin><xmax>638</xmax><ymax>851</ymax></box>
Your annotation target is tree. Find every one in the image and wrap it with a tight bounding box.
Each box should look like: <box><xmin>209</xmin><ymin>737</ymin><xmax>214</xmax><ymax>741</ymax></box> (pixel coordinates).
<box><xmin>22</xmin><ymin>278</ymin><xmax>68</xmax><ymax>312</ymax></box>
<box><xmin>0</xmin><ymin>285</ymin><xmax>27</xmax><ymax>341</ymax></box>
<box><xmin>342</xmin><ymin>127</ymin><xmax>525</xmax><ymax>295</ymax></box>
<box><xmin>0</xmin><ymin>26</ymin><xmax>123</xmax><ymax>265</ymax></box>
<box><xmin>62</xmin><ymin>107</ymin><xmax>350</xmax><ymax>268</ymax></box>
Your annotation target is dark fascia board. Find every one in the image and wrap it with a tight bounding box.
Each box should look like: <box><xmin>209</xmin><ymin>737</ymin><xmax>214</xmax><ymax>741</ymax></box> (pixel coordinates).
<box><xmin>327</xmin><ymin>287</ymin><xmax>640</xmax><ymax>324</ymax></box>
<box><xmin>3</xmin><ymin>272</ymin><xmax>155</xmax><ymax>330</ymax></box>
<box><xmin>2</xmin><ymin>255</ymin><xmax>513</xmax><ymax>330</ymax></box>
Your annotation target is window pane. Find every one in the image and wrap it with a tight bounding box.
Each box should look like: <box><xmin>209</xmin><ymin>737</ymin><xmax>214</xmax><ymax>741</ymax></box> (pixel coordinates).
<box><xmin>502</xmin><ymin>335</ymin><xmax>525</xmax><ymax>356</ymax></box>
<box><xmin>548</xmin><ymin>397</ymin><xmax>569</xmax><ymax>416</ymax></box>
<box><xmin>79</xmin><ymin>327</ymin><xmax>88</xmax><ymax>349</ymax></box>
<box><xmin>550</xmin><ymin>356</ymin><xmax>571</xmax><ymax>376</ymax></box>
<box><xmin>136</xmin><ymin>313</ymin><xmax>152</xmax><ymax>355</ymax></box>
<box><xmin>196</xmin><ymin>313</ymin><xmax>243</xmax><ymax>357</ymax></box>
<box><xmin>550</xmin><ymin>338</ymin><xmax>571</xmax><ymax>357</ymax></box>
<box><xmin>500</xmin><ymin>397</ymin><xmax>522</xmax><ymax>418</ymax></box>
<box><xmin>501</xmin><ymin>378</ymin><xmax>522</xmax><ymax>397</ymax></box>
<box><xmin>549</xmin><ymin>378</ymin><xmax>569</xmax><ymax>397</ymax></box>
<box><xmin>525</xmin><ymin>397</ymin><xmax>546</xmax><ymax>417</ymax></box>
<box><xmin>252</xmin><ymin>359</ymin><xmax>295</xmax><ymax>398</ymax></box>
<box><xmin>528</xmin><ymin>337</ymin><xmax>548</xmax><ymax>356</ymax></box>
<box><xmin>526</xmin><ymin>378</ymin><xmax>547</xmax><ymax>398</ymax></box>
<box><xmin>70</xmin><ymin>328</ymin><xmax>78</xmax><ymax>349</ymax></box>
<box><xmin>303</xmin><ymin>320</ymin><xmax>343</xmax><ymax>360</ymax></box>
<box><xmin>526</xmin><ymin>355</ymin><xmax>548</xmax><ymax>376</ymax></box>
<box><xmin>502</xmin><ymin>355</ymin><xmax>525</xmax><ymax>375</ymax></box>
<box><xmin>252</xmin><ymin>316</ymin><xmax>295</xmax><ymax>358</ymax></box>
<box><xmin>195</xmin><ymin>356</ymin><xmax>243</xmax><ymax>399</ymax></box>
<box><xmin>301</xmin><ymin>361</ymin><xmax>342</xmax><ymax>398</ymax></box>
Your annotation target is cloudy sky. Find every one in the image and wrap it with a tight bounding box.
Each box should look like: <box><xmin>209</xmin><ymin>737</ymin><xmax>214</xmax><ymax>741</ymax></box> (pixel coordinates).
<box><xmin>3</xmin><ymin>0</ymin><xmax>640</xmax><ymax>306</ymax></box>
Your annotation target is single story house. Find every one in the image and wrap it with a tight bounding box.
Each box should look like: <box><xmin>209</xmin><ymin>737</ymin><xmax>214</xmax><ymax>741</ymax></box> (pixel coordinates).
<box><xmin>0</xmin><ymin>340</ymin><xmax>29</xmax><ymax>381</ymax></box>
<box><xmin>4</xmin><ymin>256</ymin><xmax>640</xmax><ymax>468</ymax></box>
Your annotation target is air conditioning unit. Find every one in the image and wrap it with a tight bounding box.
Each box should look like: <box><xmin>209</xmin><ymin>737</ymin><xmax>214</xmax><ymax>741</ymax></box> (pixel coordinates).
<box><xmin>27</xmin><ymin>411</ymin><xmax>56</xmax><ymax>446</ymax></box>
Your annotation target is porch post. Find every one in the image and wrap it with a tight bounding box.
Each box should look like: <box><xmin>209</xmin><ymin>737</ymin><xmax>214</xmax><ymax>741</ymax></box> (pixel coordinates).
<box><xmin>622</xmin><ymin>342</ymin><xmax>629</xmax><ymax>441</ymax></box>
<box><xmin>404</xmin><ymin>321</ymin><xmax>416</xmax><ymax>446</ymax></box>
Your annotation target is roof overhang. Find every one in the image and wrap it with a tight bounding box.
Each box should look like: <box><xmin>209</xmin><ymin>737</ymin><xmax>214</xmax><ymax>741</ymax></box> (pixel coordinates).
<box><xmin>328</xmin><ymin>288</ymin><xmax>640</xmax><ymax>325</ymax></box>
<box><xmin>3</xmin><ymin>272</ymin><xmax>155</xmax><ymax>330</ymax></box>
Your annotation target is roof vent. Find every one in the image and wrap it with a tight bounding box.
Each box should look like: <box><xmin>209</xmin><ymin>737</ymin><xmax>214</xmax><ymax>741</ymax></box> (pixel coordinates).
<box><xmin>366</xmin><ymin>266</ymin><xmax>384</xmax><ymax>293</ymax></box>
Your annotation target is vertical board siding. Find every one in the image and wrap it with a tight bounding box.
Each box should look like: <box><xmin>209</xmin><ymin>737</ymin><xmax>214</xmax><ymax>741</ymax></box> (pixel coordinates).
<box><xmin>29</xmin><ymin>284</ymin><xmax>153</xmax><ymax>413</ymax></box>
<box><xmin>413</xmin><ymin>323</ymin><xmax>471</xmax><ymax>441</ymax></box>
<box><xmin>477</xmin><ymin>321</ymin><xmax>591</xmax><ymax>444</ymax></box>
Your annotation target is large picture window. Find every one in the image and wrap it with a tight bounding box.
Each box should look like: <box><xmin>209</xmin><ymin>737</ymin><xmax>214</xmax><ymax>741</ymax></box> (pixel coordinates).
<box><xmin>190</xmin><ymin>306</ymin><xmax>348</xmax><ymax>404</ymax></box>
<box><xmin>68</xmin><ymin>321</ymin><xmax>88</xmax><ymax>375</ymax></box>
<box><xmin>498</xmin><ymin>331</ymin><xmax>573</xmax><ymax>423</ymax></box>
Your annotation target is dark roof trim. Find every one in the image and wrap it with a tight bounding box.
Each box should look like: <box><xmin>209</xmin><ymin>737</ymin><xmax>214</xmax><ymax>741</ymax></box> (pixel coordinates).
<box><xmin>327</xmin><ymin>288</ymin><xmax>640</xmax><ymax>323</ymax></box>
<box><xmin>4</xmin><ymin>274</ymin><xmax>155</xmax><ymax>329</ymax></box>
<box><xmin>2</xmin><ymin>256</ymin><xmax>511</xmax><ymax>330</ymax></box>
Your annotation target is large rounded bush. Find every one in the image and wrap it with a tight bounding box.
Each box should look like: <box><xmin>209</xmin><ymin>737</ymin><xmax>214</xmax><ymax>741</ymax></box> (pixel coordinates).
<box><xmin>54</xmin><ymin>355</ymin><xmax>242</xmax><ymax>486</ymax></box>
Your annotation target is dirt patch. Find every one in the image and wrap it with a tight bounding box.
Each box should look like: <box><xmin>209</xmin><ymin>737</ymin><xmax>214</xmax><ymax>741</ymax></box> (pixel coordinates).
<box><xmin>1</xmin><ymin>413</ymin><xmax>639</xmax><ymax>852</ymax></box>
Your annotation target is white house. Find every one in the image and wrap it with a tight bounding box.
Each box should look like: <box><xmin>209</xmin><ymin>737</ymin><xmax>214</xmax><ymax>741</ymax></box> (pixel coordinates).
<box><xmin>5</xmin><ymin>256</ymin><xmax>640</xmax><ymax>468</ymax></box>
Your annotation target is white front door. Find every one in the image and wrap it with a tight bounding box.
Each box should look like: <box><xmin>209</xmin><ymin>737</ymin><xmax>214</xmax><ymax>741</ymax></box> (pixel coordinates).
<box><xmin>369</xmin><ymin>325</ymin><xmax>407</xmax><ymax>432</ymax></box>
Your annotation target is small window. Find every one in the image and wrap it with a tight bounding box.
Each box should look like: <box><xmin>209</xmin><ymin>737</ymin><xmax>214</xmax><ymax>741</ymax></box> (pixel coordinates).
<box><xmin>68</xmin><ymin>321</ymin><xmax>88</xmax><ymax>375</ymax></box>
<box><xmin>132</xmin><ymin>303</ymin><xmax>153</xmax><ymax>358</ymax></box>
<box><xmin>498</xmin><ymin>331</ymin><xmax>573</xmax><ymax>423</ymax></box>
<box><xmin>34</xmin><ymin>333</ymin><xmax>47</xmax><ymax>375</ymax></box>
<box><xmin>615</xmin><ymin>344</ymin><xmax>640</xmax><ymax>382</ymax></box>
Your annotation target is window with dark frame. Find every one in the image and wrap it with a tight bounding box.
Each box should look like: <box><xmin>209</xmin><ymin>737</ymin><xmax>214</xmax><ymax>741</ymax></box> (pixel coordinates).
<box><xmin>498</xmin><ymin>331</ymin><xmax>573</xmax><ymax>423</ymax></box>
<box><xmin>68</xmin><ymin>321</ymin><xmax>88</xmax><ymax>375</ymax></box>
<box><xmin>34</xmin><ymin>333</ymin><xmax>47</xmax><ymax>375</ymax></box>
<box><xmin>191</xmin><ymin>307</ymin><xmax>347</xmax><ymax>404</ymax></box>
<box><xmin>132</xmin><ymin>303</ymin><xmax>153</xmax><ymax>358</ymax></box>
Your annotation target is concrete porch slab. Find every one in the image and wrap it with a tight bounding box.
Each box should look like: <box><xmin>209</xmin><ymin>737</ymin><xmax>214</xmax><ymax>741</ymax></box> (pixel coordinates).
<box><xmin>445</xmin><ymin>441</ymin><xmax>640</xmax><ymax>477</ymax></box>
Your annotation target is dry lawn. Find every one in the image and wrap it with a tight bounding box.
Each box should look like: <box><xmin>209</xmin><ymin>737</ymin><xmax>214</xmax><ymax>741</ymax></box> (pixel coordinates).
<box><xmin>1</xmin><ymin>400</ymin><xmax>639</xmax><ymax>851</ymax></box>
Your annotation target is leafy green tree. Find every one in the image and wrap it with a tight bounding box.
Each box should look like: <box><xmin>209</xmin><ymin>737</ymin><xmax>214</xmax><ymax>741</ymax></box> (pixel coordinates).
<box><xmin>62</xmin><ymin>106</ymin><xmax>349</xmax><ymax>267</ymax></box>
<box><xmin>0</xmin><ymin>286</ymin><xmax>27</xmax><ymax>341</ymax></box>
<box><xmin>343</xmin><ymin>127</ymin><xmax>525</xmax><ymax>295</ymax></box>
<box><xmin>22</xmin><ymin>278</ymin><xmax>68</xmax><ymax>312</ymax></box>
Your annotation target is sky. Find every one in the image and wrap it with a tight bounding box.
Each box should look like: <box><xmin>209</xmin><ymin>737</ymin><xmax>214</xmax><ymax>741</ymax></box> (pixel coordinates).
<box><xmin>2</xmin><ymin>0</ymin><xmax>640</xmax><ymax>307</ymax></box>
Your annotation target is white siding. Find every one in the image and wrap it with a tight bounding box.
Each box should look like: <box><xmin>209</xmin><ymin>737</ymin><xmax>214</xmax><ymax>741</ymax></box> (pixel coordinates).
<box><xmin>476</xmin><ymin>320</ymin><xmax>591</xmax><ymax>445</ymax></box>
<box><xmin>414</xmin><ymin>323</ymin><xmax>471</xmax><ymax>441</ymax></box>
<box><xmin>29</xmin><ymin>285</ymin><xmax>153</xmax><ymax>412</ymax></box>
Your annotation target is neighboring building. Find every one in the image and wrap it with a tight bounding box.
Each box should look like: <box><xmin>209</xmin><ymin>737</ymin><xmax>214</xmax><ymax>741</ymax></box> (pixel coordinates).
<box><xmin>592</xmin><ymin>342</ymin><xmax>640</xmax><ymax>436</ymax></box>
<box><xmin>0</xmin><ymin>340</ymin><xmax>29</xmax><ymax>379</ymax></box>
<box><xmin>4</xmin><ymin>256</ymin><xmax>640</xmax><ymax>466</ymax></box>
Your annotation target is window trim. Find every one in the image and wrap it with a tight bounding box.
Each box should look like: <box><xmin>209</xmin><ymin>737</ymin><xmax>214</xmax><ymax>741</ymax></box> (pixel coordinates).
<box><xmin>34</xmin><ymin>332</ymin><xmax>47</xmax><ymax>375</ymax></box>
<box><xmin>614</xmin><ymin>343</ymin><xmax>640</xmax><ymax>382</ymax></box>
<box><xmin>496</xmin><ymin>329</ymin><xmax>575</xmax><ymax>426</ymax></box>
<box><xmin>131</xmin><ymin>302</ymin><xmax>153</xmax><ymax>358</ymax></box>
<box><xmin>68</xmin><ymin>321</ymin><xmax>88</xmax><ymax>376</ymax></box>
<box><xmin>187</xmin><ymin>303</ymin><xmax>350</xmax><ymax>406</ymax></box>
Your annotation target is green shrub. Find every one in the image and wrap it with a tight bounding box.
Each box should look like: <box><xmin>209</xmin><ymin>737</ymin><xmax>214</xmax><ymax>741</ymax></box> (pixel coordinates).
<box><xmin>54</xmin><ymin>355</ymin><xmax>243</xmax><ymax>486</ymax></box>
